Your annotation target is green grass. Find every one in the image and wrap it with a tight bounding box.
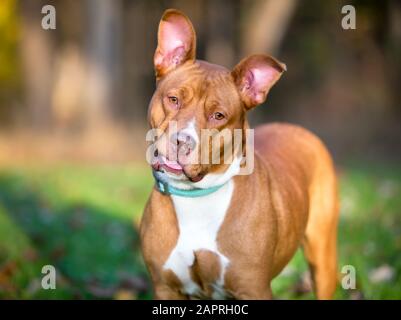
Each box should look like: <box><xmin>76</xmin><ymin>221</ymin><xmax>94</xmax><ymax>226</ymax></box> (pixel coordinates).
<box><xmin>0</xmin><ymin>162</ymin><xmax>400</xmax><ymax>299</ymax></box>
<box><xmin>0</xmin><ymin>164</ymin><xmax>153</xmax><ymax>299</ymax></box>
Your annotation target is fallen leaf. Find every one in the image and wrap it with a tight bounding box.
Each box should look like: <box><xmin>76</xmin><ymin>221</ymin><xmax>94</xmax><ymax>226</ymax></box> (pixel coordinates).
<box><xmin>118</xmin><ymin>272</ymin><xmax>149</xmax><ymax>293</ymax></box>
<box><xmin>349</xmin><ymin>290</ymin><xmax>365</xmax><ymax>300</ymax></box>
<box><xmin>86</xmin><ymin>283</ymin><xmax>116</xmax><ymax>298</ymax></box>
<box><xmin>369</xmin><ymin>264</ymin><xmax>395</xmax><ymax>283</ymax></box>
<box><xmin>114</xmin><ymin>289</ymin><xmax>136</xmax><ymax>300</ymax></box>
<box><xmin>293</xmin><ymin>271</ymin><xmax>313</xmax><ymax>295</ymax></box>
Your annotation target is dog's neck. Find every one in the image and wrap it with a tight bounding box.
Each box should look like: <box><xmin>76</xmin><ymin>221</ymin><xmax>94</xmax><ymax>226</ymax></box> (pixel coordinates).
<box><xmin>163</xmin><ymin>155</ymin><xmax>242</xmax><ymax>192</ymax></box>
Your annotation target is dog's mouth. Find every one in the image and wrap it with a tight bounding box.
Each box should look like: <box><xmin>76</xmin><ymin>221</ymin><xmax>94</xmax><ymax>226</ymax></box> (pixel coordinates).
<box><xmin>152</xmin><ymin>155</ymin><xmax>204</xmax><ymax>182</ymax></box>
<box><xmin>159</xmin><ymin>155</ymin><xmax>184</xmax><ymax>175</ymax></box>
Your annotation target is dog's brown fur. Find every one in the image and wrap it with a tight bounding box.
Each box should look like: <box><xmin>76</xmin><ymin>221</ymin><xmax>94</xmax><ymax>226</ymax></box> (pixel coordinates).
<box><xmin>140</xmin><ymin>9</ymin><xmax>339</xmax><ymax>300</ymax></box>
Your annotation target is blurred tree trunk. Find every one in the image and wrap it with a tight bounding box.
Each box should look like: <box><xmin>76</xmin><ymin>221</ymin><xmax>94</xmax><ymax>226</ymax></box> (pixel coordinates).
<box><xmin>241</xmin><ymin>0</ymin><xmax>297</xmax><ymax>56</ymax></box>
<box><xmin>19</xmin><ymin>0</ymin><xmax>54</xmax><ymax>129</ymax></box>
<box><xmin>388</xmin><ymin>0</ymin><xmax>401</xmax><ymax>115</ymax></box>
<box><xmin>120</xmin><ymin>0</ymin><xmax>157</xmax><ymax>124</ymax></box>
<box><xmin>205</xmin><ymin>0</ymin><xmax>237</xmax><ymax>68</ymax></box>
<box><xmin>84</xmin><ymin>0</ymin><xmax>121</xmax><ymax>127</ymax></box>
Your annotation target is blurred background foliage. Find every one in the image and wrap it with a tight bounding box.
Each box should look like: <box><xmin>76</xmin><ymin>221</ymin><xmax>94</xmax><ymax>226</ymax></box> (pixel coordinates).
<box><xmin>0</xmin><ymin>0</ymin><xmax>400</xmax><ymax>299</ymax></box>
<box><xmin>0</xmin><ymin>0</ymin><xmax>20</xmax><ymax>119</ymax></box>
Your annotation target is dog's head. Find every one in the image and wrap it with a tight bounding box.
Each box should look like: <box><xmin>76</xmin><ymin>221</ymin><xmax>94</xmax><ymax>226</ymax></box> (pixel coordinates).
<box><xmin>148</xmin><ymin>9</ymin><xmax>286</xmax><ymax>189</ymax></box>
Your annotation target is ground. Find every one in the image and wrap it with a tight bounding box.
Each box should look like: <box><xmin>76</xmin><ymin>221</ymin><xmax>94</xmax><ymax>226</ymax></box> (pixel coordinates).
<box><xmin>0</xmin><ymin>162</ymin><xmax>400</xmax><ymax>299</ymax></box>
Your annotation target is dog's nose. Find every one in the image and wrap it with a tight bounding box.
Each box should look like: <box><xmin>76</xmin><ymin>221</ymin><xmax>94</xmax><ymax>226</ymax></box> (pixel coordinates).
<box><xmin>171</xmin><ymin>131</ymin><xmax>196</xmax><ymax>156</ymax></box>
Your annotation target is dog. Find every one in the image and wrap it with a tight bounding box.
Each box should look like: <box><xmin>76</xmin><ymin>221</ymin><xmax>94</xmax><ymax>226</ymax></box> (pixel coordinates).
<box><xmin>140</xmin><ymin>9</ymin><xmax>339</xmax><ymax>300</ymax></box>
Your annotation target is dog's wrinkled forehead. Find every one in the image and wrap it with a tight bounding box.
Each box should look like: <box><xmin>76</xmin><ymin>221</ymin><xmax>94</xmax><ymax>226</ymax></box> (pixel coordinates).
<box><xmin>176</xmin><ymin>65</ymin><xmax>238</xmax><ymax>100</ymax></box>
<box><xmin>151</xmin><ymin>61</ymin><xmax>243</xmax><ymax>130</ymax></box>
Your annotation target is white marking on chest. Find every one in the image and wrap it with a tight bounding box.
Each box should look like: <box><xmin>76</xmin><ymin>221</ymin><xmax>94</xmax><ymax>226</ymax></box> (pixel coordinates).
<box><xmin>163</xmin><ymin>180</ymin><xmax>233</xmax><ymax>298</ymax></box>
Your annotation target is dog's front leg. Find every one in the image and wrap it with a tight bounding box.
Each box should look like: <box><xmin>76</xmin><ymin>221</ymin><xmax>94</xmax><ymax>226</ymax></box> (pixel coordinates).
<box><xmin>225</xmin><ymin>268</ymin><xmax>274</xmax><ymax>300</ymax></box>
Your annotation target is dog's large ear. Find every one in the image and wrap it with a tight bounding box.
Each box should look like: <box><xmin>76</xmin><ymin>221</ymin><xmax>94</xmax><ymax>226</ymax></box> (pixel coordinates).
<box><xmin>232</xmin><ymin>54</ymin><xmax>286</xmax><ymax>109</ymax></box>
<box><xmin>154</xmin><ymin>9</ymin><xmax>196</xmax><ymax>80</ymax></box>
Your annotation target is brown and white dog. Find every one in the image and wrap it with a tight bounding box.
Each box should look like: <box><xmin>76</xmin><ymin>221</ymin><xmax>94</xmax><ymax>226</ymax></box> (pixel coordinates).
<box><xmin>140</xmin><ymin>9</ymin><xmax>339</xmax><ymax>300</ymax></box>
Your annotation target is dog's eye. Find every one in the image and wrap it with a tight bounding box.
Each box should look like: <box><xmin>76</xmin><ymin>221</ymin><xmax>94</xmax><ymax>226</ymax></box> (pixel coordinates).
<box><xmin>212</xmin><ymin>112</ymin><xmax>225</xmax><ymax>121</ymax></box>
<box><xmin>168</xmin><ymin>96</ymin><xmax>179</xmax><ymax>106</ymax></box>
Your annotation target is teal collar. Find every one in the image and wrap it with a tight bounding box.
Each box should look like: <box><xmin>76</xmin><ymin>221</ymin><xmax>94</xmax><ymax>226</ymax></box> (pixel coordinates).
<box><xmin>155</xmin><ymin>179</ymin><xmax>226</xmax><ymax>198</ymax></box>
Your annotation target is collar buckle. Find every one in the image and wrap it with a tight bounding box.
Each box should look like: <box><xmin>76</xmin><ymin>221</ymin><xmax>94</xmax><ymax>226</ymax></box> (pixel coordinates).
<box><xmin>157</xmin><ymin>180</ymin><xmax>170</xmax><ymax>195</ymax></box>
